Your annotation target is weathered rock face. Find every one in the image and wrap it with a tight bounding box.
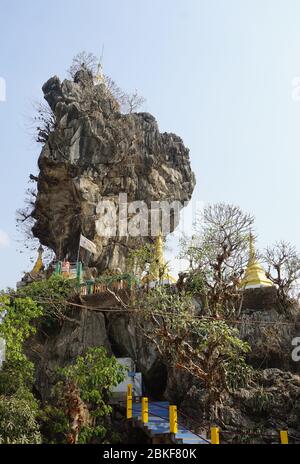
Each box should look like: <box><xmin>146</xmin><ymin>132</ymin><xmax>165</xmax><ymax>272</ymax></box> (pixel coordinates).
<box><xmin>242</xmin><ymin>287</ymin><xmax>279</xmax><ymax>311</ymax></box>
<box><xmin>27</xmin><ymin>297</ymin><xmax>164</xmax><ymax>402</ymax></box>
<box><xmin>239</xmin><ymin>288</ymin><xmax>300</xmax><ymax>371</ymax></box>
<box><xmin>27</xmin><ymin>307</ymin><xmax>112</xmax><ymax>400</ymax></box>
<box><xmin>180</xmin><ymin>368</ymin><xmax>300</xmax><ymax>442</ymax></box>
<box><xmin>32</xmin><ymin>70</ymin><xmax>195</xmax><ymax>271</ymax></box>
<box><xmin>163</xmin><ymin>290</ymin><xmax>300</xmax><ymax>441</ymax></box>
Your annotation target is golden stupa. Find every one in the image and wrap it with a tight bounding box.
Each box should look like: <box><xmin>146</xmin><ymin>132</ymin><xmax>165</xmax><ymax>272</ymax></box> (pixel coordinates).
<box><xmin>143</xmin><ymin>234</ymin><xmax>176</xmax><ymax>285</ymax></box>
<box><xmin>30</xmin><ymin>245</ymin><xmax>44</xmax><ymax>276</ymax></box>
<box><xmin>239</xmin><ymin>234</ymin><xmax>273</xmax><ymax>289</ymax></box>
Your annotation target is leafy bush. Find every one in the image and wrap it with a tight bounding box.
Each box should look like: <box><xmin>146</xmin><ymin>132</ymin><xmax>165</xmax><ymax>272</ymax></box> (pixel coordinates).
<box><xmin>0</xmin><ymin>294</ymin><xmax>42</xmax><ymax>395</ymax></box>
<box><xmin>39</xmin><ymin>404</ymin><xmax>69</xmax><ymax>444</ymax></box>
<box><xmin>52</xmin><ymin>347</ymin><xmax>126</xmax><ymax>443</ymax></box>
<box><xmin>139</xmin><ymin>287</ymin><xmax>253</xmax><ymax>406</ymax></box>
<box><xmin>246</xmin><ymin>388</ymin><xmax>274</xmax><ymax>414</ymax></box>
<box><xmin>0</xmin><ymin>392</ymin><xmax>41</xmax><ymax>444</ymax></box>
<box><xmin>0</xmin><ymin>293</ymin><xmax>43</xmax><ymax>442</ymax></box>
<box><xmin>0</xmin><ymin>294</ymin><xmax>42</xmax><ymax>364</ymax></box>
<box><xmin>17</xmin><ymin>275</ymin><xmax>75</xmax><ymax>323</ymax></box>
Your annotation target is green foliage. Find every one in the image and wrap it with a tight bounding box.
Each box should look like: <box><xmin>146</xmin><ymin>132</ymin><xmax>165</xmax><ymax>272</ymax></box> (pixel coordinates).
<box><xmin>38</xmin><ymin>404</ymin><xmax>69</xmax><ymax>444</ymax></box>
<box><xmin>0</xmin><ymin>393</ymin><xmax>41</xmax><ymax>444</ymax></box>
<box><xmin>140</xmin><ymin>287</ymin><xmax>252</xmax><ymax>403</ymax></box>
<box><xmin>0</xmin><ymin>293</ymin><xmax>42</xmax><ymax>395</ymax></box>
<box><xmin>59</xmin><ymin>347</ymin><xmax>125</xmax><ymax>408</ymax></box>
<box><xmin>53</xmin><ymin>347</ymin><xmax>126</xmax><ymax>443</ymax></box>
<box><xmin>16</xmin><ymin>275</ymin><xmax>75</xmax><ymax>322</ymax></box>
<box><xmin>0</xmin><ymin>358</ymin><xmax>35</xmax><ymax>396</ymax></box>
<box><xmin>185</xmin><ymin>272</ymin><xmax>207</xmax><ymax>295</ymax></box>
<box><xmin>127</xmin><ymin>243</ymin><xmax>156</xmax><ymax>279</ymax></box>
<box><xmin>224</xmin><ymin>357</ymin><xmax>253</xmax><ymax>392</ymax></box>
<box><xmin>0</xmin><ymin>294</ymin><xmax>42</xmax><ymax>395</ymax></box>
<box><xmin>0</xmin><ymin>281</ymin><xmax>124</xmax><ymax>445</ymax></box>
<box><xmin>0</xmin><ymin>386</ymin><xmax>41</xmax><ymax>444</ymax></box>
<box><xmin>0</xmin><ymin>285</ymin><xmax>125</xmax><ymax>445</ymax></box>
<box><xmin>246</xmin><ymin>387</ymin><xmax>274</xmax><ymax>414</ymax></box>
<box><xmin>142</xmin><ymin>286</ymin><xmax>193</xmax><ymax>321</ymax></box>
<box><xmin>92</xmin><ymin>272</ymin><xmax>140</xmax><ymax>288</ymax></box>
<box><xmin>0</xmin><ymin>294</ymin><xmax>42</xmax><ymax>364</ymax></box>
<box><xmin>0</xmin><ymin>293</ymin><xmax>42</xmax><ymax>442</ymax></box>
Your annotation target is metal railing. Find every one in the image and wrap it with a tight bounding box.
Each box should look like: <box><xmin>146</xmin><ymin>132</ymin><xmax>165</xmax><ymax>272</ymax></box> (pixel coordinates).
<box><xmin>125</xmin><ymin>385</ymin><xmax>293</xmax><ymax>445</ymax></box>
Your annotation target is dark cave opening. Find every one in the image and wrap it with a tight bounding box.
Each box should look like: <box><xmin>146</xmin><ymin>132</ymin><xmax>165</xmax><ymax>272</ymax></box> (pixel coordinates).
<box><xmin>142</xmin><ymin>360</ymin><xmax>168</xmax><ymax>400</ymax></box>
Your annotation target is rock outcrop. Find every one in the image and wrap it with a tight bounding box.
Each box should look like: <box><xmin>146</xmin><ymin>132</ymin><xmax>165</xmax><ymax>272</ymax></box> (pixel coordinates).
<box><xmin>164</xmin><ymin>289</ymin><xmax>300</xmax><ymax>441</ymax></box>
<box><xmin>240</xmin><ymin>288</ymin><xmax>300</xmax><ymax>371</ymax></box>
<box><xmin>27</xmin><ymin>291</ymin><xmax>165</xmax><ymax>402</ymax></box>
<box><xmin>180</xmin><ymin>368</ymin><xmax>300</xmax><ymax>443</ymax></box>
<box><xmin>26</xmin><ymin>68</ymin><xmax>300</xmax><ymax>443</ymax></box>
<box><xmin>32</xmin><ymin>70</ymin><xmax>195</xmax><ymax>272</ymax></box>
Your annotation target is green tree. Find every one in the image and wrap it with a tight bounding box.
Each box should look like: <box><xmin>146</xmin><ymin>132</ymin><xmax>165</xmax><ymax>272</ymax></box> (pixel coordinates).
<box><xmin>0</xmin><ymin>394</ymin><xmax>41</xmax><ymax>444</ymax></box>
<box><xmin>138</xmin><ymin>287</ymin><xmax>252</xmax><ymax>415</ymax></box>
<box><xmin>0</xmin><ymin>294</ymin><xmax>42</xmax><ymax>443</ymax></box>
<box><xmin>0</xmin><ymin>294</ymin><xmax>42</xmax><ymax>394</ymax></box>
<box><xmin>52</xmin><ymin>347</ymin><xmax>125</xmax><ymax>444</ymax></box>
<box><xmin>127</xmin><ymin>242</ymin><xmax>156</xmax><ymax>280</ymax></box>
<box><xmin>16</xmin><ymin>275</ymin><xmax>75</xmax><ymax>324</ymax></box>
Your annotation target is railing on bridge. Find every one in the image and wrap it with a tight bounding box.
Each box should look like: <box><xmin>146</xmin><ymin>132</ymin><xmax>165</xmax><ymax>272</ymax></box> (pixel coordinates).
<box><xmin>125</xmin><ymin>385</ymin><xmax>291</xmax><ymax>445</ymax></box>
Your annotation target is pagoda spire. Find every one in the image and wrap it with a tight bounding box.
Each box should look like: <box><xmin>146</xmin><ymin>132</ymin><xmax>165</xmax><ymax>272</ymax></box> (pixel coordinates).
<box><xmin>143</xmin><ymin>233</ymin><xmax>176</xmax><ymax>285</ymax></box>
<box><xmin>30</xmin><ymin>245</ymin><xmax>44</xmax><ymax>276</ymax></box>
<box><xmin>239</xmin><ymin>232</ymin><xmax>273</xmax><ymax>289</ymax></box>
<box><xmin>249</xmin><ymin>232</ymin><xmax>256</xmax><ymax>263</ymax></box>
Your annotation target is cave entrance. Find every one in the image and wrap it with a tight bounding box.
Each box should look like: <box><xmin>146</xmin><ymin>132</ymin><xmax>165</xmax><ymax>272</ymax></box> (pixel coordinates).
<box><xmin>143</xmin><ymin>360</ymin><xmax>168</xmax><ymax>400</ymax></box>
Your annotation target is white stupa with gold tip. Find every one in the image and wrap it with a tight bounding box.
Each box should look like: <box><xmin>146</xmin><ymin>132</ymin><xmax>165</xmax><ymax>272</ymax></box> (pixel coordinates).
<box><xmin>239</xmin><ymin>234</ymin><xmax>273</xmax><ymax>289</ymax></box>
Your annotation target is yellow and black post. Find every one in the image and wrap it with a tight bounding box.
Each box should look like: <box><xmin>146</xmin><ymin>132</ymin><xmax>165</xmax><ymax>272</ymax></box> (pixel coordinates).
<box><xmin>126</xmin><ymin>384</ymin><xmax>133</xmax><ymax>419</ymax></box>
<box><xmin>169</xmin><ymin>405</ymin><xmax>178</xmax><ymax>434</ymax></box>
<box><xmin>142</xmin><ymin>397</ymin><xmax>149</xmax><ymax>423</ymax></box>
<box><xmin>211</xmin><ymin>427</ymin><xmax>220</xmax><ymax>444</ymax></box>
<box><xmin>280</xmin><ymin>430</ymin><xmax>289</xmax><ymax>444</ymax></box>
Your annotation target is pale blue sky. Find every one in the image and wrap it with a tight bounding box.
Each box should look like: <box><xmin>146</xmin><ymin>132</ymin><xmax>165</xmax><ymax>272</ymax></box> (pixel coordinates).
<box><xmin>1</xmin><ymin>0</ymin><xmax>300</xmax><ymax>288</ymax></box>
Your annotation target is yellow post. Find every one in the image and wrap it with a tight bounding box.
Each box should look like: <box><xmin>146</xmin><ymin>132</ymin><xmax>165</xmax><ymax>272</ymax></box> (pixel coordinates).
<box><xmin>169</xmin><ymin>405</ymin><xmax>178</xmax><ymax>434</ymax></box>
<box><xmin>280</xmin><ymin>430</ymin><xmax>288</xmax><ymax>444</ymax></box>
<box><xmin>142</xmin><ymin>397</ymin><xmax>149</xmax><ymax>423</ymax></box>
<box><xmin>211</xmin><ymin>427</ymin><xmax>220</xmax><ymax>444</ymax></box>
<box><xmin>126</xmin><ymin>384</ymin><xmax>132</xmax><ymax>419</ymax></box>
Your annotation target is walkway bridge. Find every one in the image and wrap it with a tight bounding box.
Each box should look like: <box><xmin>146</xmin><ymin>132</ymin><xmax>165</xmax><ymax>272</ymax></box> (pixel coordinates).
<box><xmin>124</xmin><ymin>386</ymin><xmax>211</xmax><ymax>445</ymax></box>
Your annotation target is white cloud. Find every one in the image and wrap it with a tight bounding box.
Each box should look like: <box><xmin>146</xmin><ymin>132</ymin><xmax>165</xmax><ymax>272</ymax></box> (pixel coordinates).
<box><xmin>0</xmin><ymin>230</ymin><xmax>10</xmax><ymax>248</ymax></box>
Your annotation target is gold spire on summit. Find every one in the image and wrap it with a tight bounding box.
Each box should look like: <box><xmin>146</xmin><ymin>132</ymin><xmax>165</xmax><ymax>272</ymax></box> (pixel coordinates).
<box><xmin>94</xmin><ymin>63</ymin><xmax>105</xmax><ymax>84</ymax></box>
<box><xmin>239</xmin><ymin>233</ymin><xmax>273</xmax><ymax>289</ymax></box>
<box><xmin>144</xmin><ymin>233</ymin><xmax>176</xmax><ymax>285</ymax></box>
